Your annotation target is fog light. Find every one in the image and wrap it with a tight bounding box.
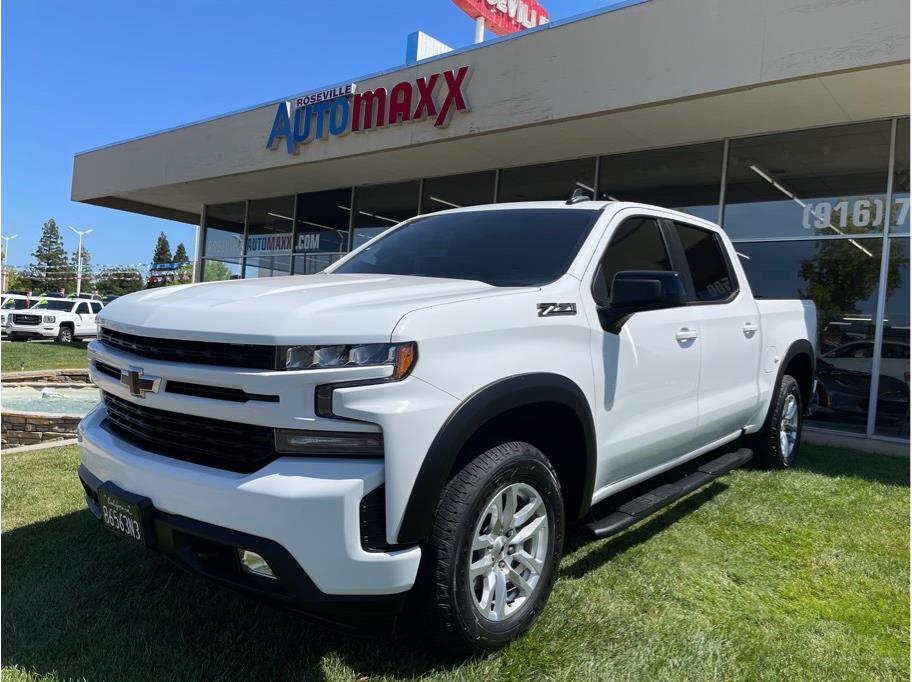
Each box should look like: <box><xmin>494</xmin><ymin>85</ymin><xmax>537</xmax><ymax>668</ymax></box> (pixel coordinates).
<box><xmin>238</xmin><ymin>549</ymin><xmax>275</xmax><ymax>579</ymax></box>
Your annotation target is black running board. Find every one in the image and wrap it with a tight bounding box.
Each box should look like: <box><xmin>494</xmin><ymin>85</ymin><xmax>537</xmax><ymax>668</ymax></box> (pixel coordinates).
<box><xmin>583</xmin><ymin>448</ymin><xmax>753</xmax><ymax>540</ymax></box>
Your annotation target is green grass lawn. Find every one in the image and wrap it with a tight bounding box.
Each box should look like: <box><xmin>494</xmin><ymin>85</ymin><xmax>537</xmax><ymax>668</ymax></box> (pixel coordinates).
<box><xmin>2</xmin><ymin>444</ymin><xmax>908</xmax><ymax>681</ymax></box>
<box><xmin>1</xmin><ymin>340</ymin><xmax>89</xmax><ymax>373</ymax></box>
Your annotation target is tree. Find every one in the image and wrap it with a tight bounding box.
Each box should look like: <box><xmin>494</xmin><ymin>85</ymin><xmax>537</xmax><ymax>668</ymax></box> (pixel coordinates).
<box><xmin>152</xmin><ymin>232</ymin><xmax>172</xmax><ymax>264</ymax></box>
<box><xmin>147</xmin><ymin>232</ymin><xmax>174</xmax><ymax>288</ymax></box>
<box><xmin>95</xmin><ymin>267</ymin><xmax>144</xmax><ymax>296</ymax></box>
<box><xmin>29</xmin><ymin>218</ymin><xmax>69</xmax><ymax>292</ymax></box>
<box><xmin>173</xmin><ymin>242</ymin><xmax>189</xmax><ymax>263</ymax></box>
<box><xmin>202</xmin><ymin>260</ymin><xmax>234</xmax><ymax>282</ymax></box>
<box><xmin>70</xmin><ymin>244</ymin><xmax>92</xmax><ymax>294</ymax></box>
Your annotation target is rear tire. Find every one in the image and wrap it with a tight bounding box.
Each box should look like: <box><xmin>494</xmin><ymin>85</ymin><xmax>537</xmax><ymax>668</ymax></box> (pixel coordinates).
<box><xmin>746</xmin><ymin>374</ymin><xmax>803</xmax><ymax>469</ymax></box>
<box><xmin>56</xmin><ymin>326</ymin><xmax>73</xmax><ymax>343</ymax></box>
<box><xmin>415</xmin><ymin>441</ymin><xmax>564</xmax><ymax>654</ymax></box>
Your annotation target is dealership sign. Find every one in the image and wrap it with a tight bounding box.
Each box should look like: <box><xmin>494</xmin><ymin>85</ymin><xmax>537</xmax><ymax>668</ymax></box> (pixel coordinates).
<box><xmin>451</xmin><ymin>0</ymin><xmax>549</xmax><ymax>35</ymax></box>
<box><xmin>246</xmin><ymin>232</ymin><xmax>324</xmax><ymax>256</ymax></box>
<box><xmin>267</xmin><ymin>66</ymin><xmax>471</xmax><ymax>155</ymax></box>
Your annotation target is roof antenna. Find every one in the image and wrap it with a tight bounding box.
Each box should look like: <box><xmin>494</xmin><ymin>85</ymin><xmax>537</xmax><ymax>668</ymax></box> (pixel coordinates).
<box><xmin>566</xmin><ymin>188</ymin><xmax>590</xmax><ymax>204</ymax></box>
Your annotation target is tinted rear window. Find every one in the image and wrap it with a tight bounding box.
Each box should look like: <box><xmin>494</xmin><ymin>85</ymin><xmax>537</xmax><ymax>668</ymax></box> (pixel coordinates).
<box><xmin>334</xmin><ymin>209</ymin><xmax>601</xmax><ymax>287</ymax></box>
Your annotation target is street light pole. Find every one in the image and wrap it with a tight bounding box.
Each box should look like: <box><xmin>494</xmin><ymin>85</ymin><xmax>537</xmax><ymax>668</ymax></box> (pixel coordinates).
<box><xmin>67</xmin><ymin>227</ymin><xmax>94</xmax><ymax>296</ymax></box>
<box><xmin>1</xmin><ymin>234</ymin><xmax>17</xmax><ymax>293</ymax></box>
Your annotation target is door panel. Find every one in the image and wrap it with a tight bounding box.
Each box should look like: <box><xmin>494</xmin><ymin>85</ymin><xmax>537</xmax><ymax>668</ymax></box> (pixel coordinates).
<box><xmin>594</xmin><ymin>308</ymin><xmax>701</xmax><ymax>489</ymax></box>
<box><xmin>691</xmin><ymin>293</ymin><xmax>761</xmax><ymax>440</ymax></box>
<box><xmin>585</xmin><ymin>214</ymin><xmax>701</xmax><ymax>493</ymax></box>
<box><xmin>671</xmin><ymin>221</ymin><xmax>760</xmax><ymax>440</ymax></box>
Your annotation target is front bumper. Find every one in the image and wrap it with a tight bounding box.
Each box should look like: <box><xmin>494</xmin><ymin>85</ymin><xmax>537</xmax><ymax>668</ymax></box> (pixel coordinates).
<box><xmin>6</xmin><ymin>324</ymin><xmax>57</xmax><ymax>338</ymax></box>
<box><xmin>77</xmin><ymin>405</ymin><xmax>422</xmax><ymax>619</ymax></box>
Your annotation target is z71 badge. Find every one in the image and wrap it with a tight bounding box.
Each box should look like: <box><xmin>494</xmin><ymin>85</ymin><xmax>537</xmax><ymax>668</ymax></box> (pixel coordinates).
<box><xmin>537</xmin><ymin>302</ymin><xmax>577</xmax><ymax>317</ymax></box>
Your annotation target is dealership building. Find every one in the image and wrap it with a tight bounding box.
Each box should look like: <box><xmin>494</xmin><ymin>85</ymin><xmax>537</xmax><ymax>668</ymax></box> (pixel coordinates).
<box><xmin>71</xmin><ymin>0</ymin><xmax>909</xmax><ymax>442</ymax></box>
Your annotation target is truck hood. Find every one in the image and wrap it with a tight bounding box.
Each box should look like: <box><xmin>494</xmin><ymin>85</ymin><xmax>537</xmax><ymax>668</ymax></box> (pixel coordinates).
<box><xmin>99</xmin><ymin>273</ymin><xmax>514</xmax><ymax>344</ymax></box>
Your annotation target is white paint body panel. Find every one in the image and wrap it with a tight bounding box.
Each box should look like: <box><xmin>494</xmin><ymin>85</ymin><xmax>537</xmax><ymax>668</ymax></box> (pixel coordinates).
<box><xmin>79</xmin><ymin>201</ymin><xmax>815</xmax><ymax>597</ymax></box>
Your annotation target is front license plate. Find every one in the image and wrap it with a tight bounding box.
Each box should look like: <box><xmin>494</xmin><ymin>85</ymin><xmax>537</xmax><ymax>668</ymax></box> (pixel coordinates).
<box><xmin>98</xmin><ymin>483</ymin><xmax>152</xmax><ymax>546</ymax></box>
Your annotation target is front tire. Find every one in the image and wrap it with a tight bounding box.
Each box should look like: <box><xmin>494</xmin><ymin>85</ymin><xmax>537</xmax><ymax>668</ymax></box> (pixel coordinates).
<box><xmin>416</xmin><ymin>441</ymin><xmax>564</xmax><ymax>654</ymax></box>
<box><xmin>56</xmin><ymin>326</ymin><xmax>73</xmax><ymax>343</ymax></box>
<box><xmin>747</xmin><ymin>374</ymin><xmax>803</xmax><ymax>469</ymax></box>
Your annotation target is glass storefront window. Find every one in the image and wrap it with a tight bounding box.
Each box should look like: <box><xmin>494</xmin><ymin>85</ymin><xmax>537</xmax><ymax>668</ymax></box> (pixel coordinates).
<box><xmin>292</xmin><ymin>188</ymin><xmax>352</xmax><ymax>274</ymax></box>
<box><xmin>737</xmin><ymin>238</ymin><xmax>886</xmax><ymax>434</ymax></box>
<box><xmin>875</xmin><ymin>237</ymin><xmax>910</xmax><ymax>438</ymax></box>
<box><xmin>244</xmin><ymin>196</ymin><xmax>294</xmax><ymax>278</ymax></box>
<box><xmin>599</xmin><ymin>142</ymin><xmax>723</xmax><ymax>221</ymax></box>
<box><xmin>498</xmin><ymin>158</ymin><xmax>596</xmax><ymax>203</ymax></box>
<box><xmin>891</xmin><ymin>119</ymin><xmax>909</xmax><ymax>234</ymax></box>
<box><xmin>201</xmin><ymin>258</ymin><xmax>242</xmax><ymax>282</ymax></box>
<box><xmin>724</xmin><ymin>121</ymin><xmax>893</xmax><ymax>240</ymax></box>
<box><xmin>420</xmin><ymin>171</ymin><xmax>496</xmax><ymax>213</ymax></box>
<box><xmin>203</xmin><ymin>202</ymin><xmax>245</xmax><ymax>260</ymax></box>
<box><xmin>351</xmin><ymin>181</ymin><xmax>419</xmax><ymax>249</ymax></box>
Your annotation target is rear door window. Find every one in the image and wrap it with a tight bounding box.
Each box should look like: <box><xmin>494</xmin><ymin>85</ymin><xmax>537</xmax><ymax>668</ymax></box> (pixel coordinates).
<box><xmin>674</xmin><ymin>222</ymin><xmax>737</xmax><ymax>302</ymax></box>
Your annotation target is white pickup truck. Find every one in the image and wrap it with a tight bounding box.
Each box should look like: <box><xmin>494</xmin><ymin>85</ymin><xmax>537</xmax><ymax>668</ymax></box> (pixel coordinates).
<box><xmin>78</xmin><ymin>200</ymin><xmax>816</xmax><ymax>652</ymax></box>
<box><xmin>6</xmin><ymin>297</ymin><xmax>104</xmax><ymax>343</ymax></box>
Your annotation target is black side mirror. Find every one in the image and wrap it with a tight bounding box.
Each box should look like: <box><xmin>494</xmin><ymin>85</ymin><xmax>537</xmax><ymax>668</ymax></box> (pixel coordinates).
<box><xmin>596</xmin><ymin>270</ymin><xmax>687</xmax><ymax>333</ymax></box>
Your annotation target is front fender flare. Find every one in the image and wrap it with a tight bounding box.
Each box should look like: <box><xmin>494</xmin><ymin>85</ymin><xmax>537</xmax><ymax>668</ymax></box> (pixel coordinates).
<box><xmin>396</xmin><ymin>373</ymin><xmax>596</xmax><ymax>544</ymax></box>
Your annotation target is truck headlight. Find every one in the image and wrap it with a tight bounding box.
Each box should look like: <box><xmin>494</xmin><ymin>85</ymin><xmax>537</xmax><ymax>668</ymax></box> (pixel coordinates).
<box><xmin>282</xmin><ymin>341</ymin><xmax>417</xmax><ymax>379</ymax></box>
<box><xmin>42</xmin><ymin>315</ymin><xmax>56</xmax><ymax>323</ymax></box>
<box><xmin>274</xmin><ymin>429</ymin><xmax>384</xmax><ymax>457</ymax></box>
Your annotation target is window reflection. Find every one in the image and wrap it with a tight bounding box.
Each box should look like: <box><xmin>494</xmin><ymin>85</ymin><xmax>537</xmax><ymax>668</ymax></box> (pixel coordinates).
<box><xmin>421</xmin><ymin>171</ymin><xmax>496</xmax><ymax>213</ymax></box>
<box><xmin>293</xmin><ymin>189</ymin><xmax>351</xmax><ymax>264</ymax></box>
<box><xmin>244</xmin><ymin>197</ymin><xmax>294</xmax><ymax>278</ymax></box>
<box><xmin>891</xmin><ymin>119</ymin><xmax>909</xmax><ymax>234</ymax></box>
<box><xmin>498</xmin><ymin>158</ymin><xmax>596</xmax><ymax>203</ymax></box>
<box><xmin>599</xmin><ymin>143</ymin><xmax>723</xmax><ymax>221</ymax></box>
<box><xmin>875</xmin><ymin>238</ymin><xmax>910</xmax><ymax>437</ymax></box>
<box><xmin>724</xmin><ymin>122</ymin><xmax>893</xmax><ymax>240</ymax></box>
<box><xmin>203</xmin><ymin>202</ymin><xmax>245</xmax><ymax>260</ymax></box>
<box><xmin>352</xmin><ymin>181</ymin><xmax>419</xmax><ymax>249</ymax></box>
<box><xmin>738</xmin><ymin>238</ymin><xmax>890</xmax><ymax>434</ymax></box>
<box><xmin>201</xmin><ymin>258</ymin><xmax>242</xmax><ymax>282</ymax></box>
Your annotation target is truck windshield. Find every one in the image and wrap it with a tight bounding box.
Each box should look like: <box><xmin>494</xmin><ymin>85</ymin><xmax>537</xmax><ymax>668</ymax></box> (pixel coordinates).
<box><xmin>334</xmin><ymin>208</ymin><xmax>601</xmax><ymax>287</ymax></box>
<box><xmin>32</xmin><ymin>300</ymin><xmax>74</xmax><ymax>311</ymax></box>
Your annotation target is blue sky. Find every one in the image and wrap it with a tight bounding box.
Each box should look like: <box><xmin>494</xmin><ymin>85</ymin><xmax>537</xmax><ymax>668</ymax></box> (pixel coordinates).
<box><xmin>1</xmin><ymin>0</ymin><xmax>608</xmax><ymax>269</ymax></box>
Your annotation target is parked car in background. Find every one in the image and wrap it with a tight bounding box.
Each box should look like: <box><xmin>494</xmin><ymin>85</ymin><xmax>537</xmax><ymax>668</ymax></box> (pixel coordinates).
<box><xmin>6</xmin><ymin>297</ymin><xmax>104</xmax><ymax>342</ymax></box>
<box><xmin>1</xmin><ymin>294</ymin><xmax>31</xmax><ymax>336</ymax></box>
<box><xmin>821</xmin><ymin>340</ymin><xmax>910</xmax><ymax>383</ymax></box>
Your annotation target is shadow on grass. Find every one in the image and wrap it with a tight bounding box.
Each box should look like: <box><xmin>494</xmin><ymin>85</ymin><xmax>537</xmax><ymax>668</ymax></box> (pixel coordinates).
<box><xmin>561</xmin><ymin>483</ymin><xmax>728</xmax><ymax>581</ymax></box>
<box><xmin>1</xmin><ymin>511</ymin><xmax>467</xmax><ymax>681</ymax></box>
<box><xmin>794</xmin><ymin>443</ymin><xmax>909</xmax><ymax>487</ymax></box>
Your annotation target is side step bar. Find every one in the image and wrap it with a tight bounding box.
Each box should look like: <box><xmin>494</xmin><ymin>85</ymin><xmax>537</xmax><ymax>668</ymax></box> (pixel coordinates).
<box><xmin>583</xmin><ymin>448</ymin><xmax>753</xmax><ymax>540</ymax></box>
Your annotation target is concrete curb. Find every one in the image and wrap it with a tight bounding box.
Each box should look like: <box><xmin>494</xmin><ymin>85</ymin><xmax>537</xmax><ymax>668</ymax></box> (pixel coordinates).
<box><xmin>1</xmin><ymin>368</ymin><xmax>90</xmax><ymax>383</ymax></box>
<box><xmin>804</xmin><ymin>428</ymin><xmax>909</xmax><ymax>458</ymax></box>
<box><xmin>1</xmin><ymin>438</ymin><xmax>79</xmax><ymax>455</ymax></box>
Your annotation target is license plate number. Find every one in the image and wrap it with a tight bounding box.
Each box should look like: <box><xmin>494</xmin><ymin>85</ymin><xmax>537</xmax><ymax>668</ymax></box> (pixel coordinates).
<box><xmin>98</xmin><ymin>485</ymin><xmax>150</xmax><ymax>545</ymax></box>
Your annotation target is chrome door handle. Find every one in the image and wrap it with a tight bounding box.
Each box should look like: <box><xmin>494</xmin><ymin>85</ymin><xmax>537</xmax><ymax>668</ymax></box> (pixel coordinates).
<box><xmin>675</xmin><ymin>328</ymin><xmax>698</xmax><ymax>342</ymax></box>
<box><xmin>742</xmin><ymin>322</ymin><xmax>759</xmax><ymax>337</ymax></box>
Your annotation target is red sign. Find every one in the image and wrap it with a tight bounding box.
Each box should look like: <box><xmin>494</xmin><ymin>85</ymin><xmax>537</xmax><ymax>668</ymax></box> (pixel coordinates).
<box><xmin>451</xmin><ymin>0</ymin><xmax>550</xmax><ymax>36</ymax></box>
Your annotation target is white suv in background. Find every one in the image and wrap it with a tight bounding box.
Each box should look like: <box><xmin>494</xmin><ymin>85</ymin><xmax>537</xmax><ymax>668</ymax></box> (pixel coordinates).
<box><xmin>7</xmin><ymin>298</ymin><xmax>104</xmax><ymax>342</ymax></box>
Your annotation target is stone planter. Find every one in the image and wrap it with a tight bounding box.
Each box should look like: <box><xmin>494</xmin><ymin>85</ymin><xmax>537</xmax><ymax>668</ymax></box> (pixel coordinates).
<box><xmin>1</xmin><ymin>368</ymin><xmax>91</xmax><ymax>448</ymax></box>
<box><xmin>2</xmin><ymin>411</ymin><xmax>82</xmax><ymax>447</ymax></box>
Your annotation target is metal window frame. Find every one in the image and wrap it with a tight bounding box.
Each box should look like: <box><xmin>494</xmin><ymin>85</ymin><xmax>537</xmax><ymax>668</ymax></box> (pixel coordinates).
<box><xmin>866</xmin><ymin>118</ymin><xmax>899</xmax><ymax>437</ymax></box>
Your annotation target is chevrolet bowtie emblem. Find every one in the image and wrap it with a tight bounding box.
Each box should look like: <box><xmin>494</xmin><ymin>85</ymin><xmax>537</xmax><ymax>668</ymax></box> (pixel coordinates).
<box><xmin>120</xmin><ymin>366</ymin><xmax>161</xmax><ymax>398</ymax></box>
